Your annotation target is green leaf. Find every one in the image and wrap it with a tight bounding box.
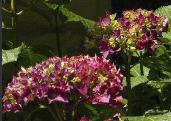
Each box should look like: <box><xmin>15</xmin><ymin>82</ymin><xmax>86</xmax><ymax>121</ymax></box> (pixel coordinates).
<box><xmin>131</xmin><ymin>64</ymin><xmax>149</xmax><ymax>77</ymax></box>
<box><xmin>2</xmin><ymin>44</ymin><xmax>24</xmax><ymax>65</ymax></box>
<box><xmin>43</xmin><ymin>0</ymin><xmax>71</xmax><ymax>5</ymax></box>
<box><xmin>162</xmin><ymin>32</ymin><xmax>171</xmax><ymax>42</ymax></box>
<box><xmin>121</xmin><ymin>98</ymin><xmax>128</xmax><ymax>105</ymax></box>
<box><xmin>33</xmin><ymin>0</ymin><xmax>71</xmax><ymax>11</ymax></box>
<box><xmin>142</xmin><ymin>54</ymin><xmax>171</xmax><ymax>73</ymax></box>
<box><xmin>126</xmin><ymin>64</ymin><xmax>150</xmax><ymax>88</ymax></box>
<box><xmin>130</xmin><ymin>76</ymin><xmax>148</xmax><ymax>89</ymax></box>
<box><xmin>147</xmin><ymin>81</ymin><xmax>165</xmax><ymax>90</ymax></box>
<box><xmin>143</xmin><ymin>54</ymin><xmax>171</xmax><ymax>84</ymax></box>
<box><xmin>81</xmin><ymin>103</ymin><xmax>118</xmax><ymax>121</ymax></box>
<box><xmin>59</xmin><ymin>7</ymin><xmax>96</xmax><ymax>28</ymax></box>
<box><xmin>2</xmin><ymin>21</ymin><xmax>5</xmax><ymax>28</ymax></box>
<box><xmin>155</xmin><ymin>5</ymin><xmax>171</xmax><ymax>20</ymax></box>
<box><xmin>2</xmin><ymin>20</ymin><xmax>12</xmax><ymax>30</ymax></box>
<box><xmin>83</xmin><ymin>103</ymin><xmax>99</xmax><ymax>115</ymax></box>
<box><xmin>123</xmin><ymin>112</ymin><xmax>171</xmax><ymax>121</ymax></box>
<box><xmin>19</xmin><ymin>47</ymin><xmax>46</xmax><ymax>67</ymax></box>
<box><xmin>16</xmin><ymin>10</ymin><xmax>24</xmax><ymax>15</ymax></box>
<box><xmin>24</xmin><ymin>2</ymin><xmax>95</xmax><ymax>37</ymax></box>
<box><xmin>2</xmin><ymin>7</ymin><xmax>11</xmax><ymax>14</ymax></box>
<box><xmin>155</xmin><ymin>45</ymin><xmax>167</xmax><ymax>57</ymax></box>
<box><xmin>43</xmin><ymin>1</ymin><xmax>59</xmax><ymax>10</ymax></box>
<box><xmin>39</xmin><ymin>104</ymin><xmax>47</xmax><ymax>109</ymax></box>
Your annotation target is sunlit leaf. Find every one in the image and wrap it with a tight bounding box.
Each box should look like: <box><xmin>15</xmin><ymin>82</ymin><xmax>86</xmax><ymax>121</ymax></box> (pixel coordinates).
<box><xmin>162</xmin><ymin>32</ymin><xmax>171</xmax><ymax>42</ymax></box>
<box><xmin>155</xmin><ymin>5</ymin><xmax>171</xmax><ymax>20</ymax></box>
<box><xmin>123</xmin><ymin>64</ymin><xmax>150</xmax><ymax>88</ymax></box>
<box><xmin>39</xmin><ymin>104</ymin><xmax>47</xmax><ymax>109</ymax></box>
<box><xmin>155</xmin><ymin>45</ymin><xmax>167</xmax><ymax>57</ymax></box>
<box><xmin>2</xmin><ymin>44</ymin><xmax>24</xmax><ymax>65</ymax></box>
<box><xmin>2</xmin><ymin>21</ymin><xmax>5</xmax><ymax>28</ymax></box>
<box><xmin>131</xmin><ymin>64</ymin><xmax>149</xmax><ymax>77</ymax></box>
<box><xmin>123</xmin><ymin>112</ymin><xmax>171</xmax><ymax>121</ymax></box>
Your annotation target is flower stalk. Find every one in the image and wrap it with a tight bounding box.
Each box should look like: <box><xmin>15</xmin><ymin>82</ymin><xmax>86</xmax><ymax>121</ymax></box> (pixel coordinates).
<box><xmin>125</xmin><ymin>54</ymin><xmax>131</xmax><ymax>94</ymax></box>
<box><xmin>124</xmin><ymin>51</ymin><xmax>132</xmax><ymax>114</ymax></box>
<box><xmin>48</xmin><ymin>105</ymin><xmax>60</xmax><ymax>121</ymax></box>
<box><xmin>54</xmin><ymin>6</ymin><xmax>62</xmax><ymax>57</ymax></box>
<box><xmin>140</xmin><ymin>52</ymin><xmax>144</xmax><ymax>76</ymax></box>
<box><xmin>54</xmin><ymin>103</ymin><xmax>63</xmax><ymax>121</ymax></box>
<box><xmin>11</xmin><ymin>0</ymin><xmax>17</xmax><ymax>41</ymax></box>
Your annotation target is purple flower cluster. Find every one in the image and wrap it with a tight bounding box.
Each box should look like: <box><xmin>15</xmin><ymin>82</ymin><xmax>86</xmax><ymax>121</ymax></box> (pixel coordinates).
<box><xmin>93</xmin><ymin>9</ymin><xmax>169</xmax><ymax>57</ymax></box>
<box><xmin>2</xmin><ymin>55</ymin><xmax>123</xmax><ymax>113</ymax></box>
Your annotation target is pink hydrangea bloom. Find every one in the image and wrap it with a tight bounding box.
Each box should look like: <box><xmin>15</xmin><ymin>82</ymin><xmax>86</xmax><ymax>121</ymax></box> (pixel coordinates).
<box><xmin>92</xmin><ymin>9</ymin><xmax>169</xmax><ymax>57</ymax></box>
<box><xmin>2</xmin><ymin>55</ymin><xmax>123</xmax><ymax>113</ymax></box>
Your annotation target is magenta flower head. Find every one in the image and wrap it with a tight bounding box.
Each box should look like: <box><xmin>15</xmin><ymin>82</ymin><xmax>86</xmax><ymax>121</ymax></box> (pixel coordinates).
<box><xmin>161</xmin><ymin>18</ymin><xmax>169</xmax><ymax>32</ymax></box>
<box><xmin>112</xmin><ymin>29</ymin><xmax>121</xmax><ymax>40</ymax></box>
<box><xmin>92</xmin><ymin>9</ymin><xmax>169</xmax><ymax>57</ymax></box>
<box><xmin>2</xmin><ymin>55</ymin><xmax>124</xmax><ymax>113</ymax></box>
<box><xmin>97</xmin><ymin>14</ymin><xmax>111</xmax><ymax>28</ymax></box>
<box><xmin>148</xmin><ymin>12</ymin><xmax>159</xmax><ymax>25</ymax></box>
<box><xmin>135</xmin><ymin>34</ymin><xmax>149</xmax><ymax>51</ymax></box>
<box><xmin>99</xmin><ymin>37</ymin><xmax>121</xmax><ymax>58</ymax></box>
<box><xmin>118</xmin><ymin>18</ymin><xmax>131</xmax><ymax>29</ymax></box>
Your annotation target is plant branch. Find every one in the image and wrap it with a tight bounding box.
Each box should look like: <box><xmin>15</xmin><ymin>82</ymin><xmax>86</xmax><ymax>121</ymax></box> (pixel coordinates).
<box><xmin>2</xmin><ymin>7</ymin><xmax>12</xmax><ymax>14</ymax></box>
<box><xmin>125</xmin><ymin>53</ymin><xmax>131</xmax><ymax>94</ymax></box>
<box><xmin>54</xmin><ymin>103</ymin><xmax>63</xmax><ymax>121</ymax></box>
<box><xmin>140</xmin><ymin>52</ymin><xmax>144</xmax><ymax>76</ymax></box>
<box><xmin>55</xmin><ymin>6</ymin><xmax>62</xmax><ymax>57</ymax></box>
<box><xmin>24</xmin><ymin>108</ymin><xmax>40</xmax><ymax>121</ymax></box>
<box><xmin>48</xmin><ymin>105</ymin><xmax>60</xmax><ymax>121</ymax></box>
<box><xmin>11</xmin><ymin>0</ymin><xmax>18</xmax><ymax>42</ymax></box>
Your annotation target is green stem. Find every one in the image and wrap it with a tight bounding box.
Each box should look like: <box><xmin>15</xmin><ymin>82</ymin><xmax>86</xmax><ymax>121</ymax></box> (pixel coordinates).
<box><xmin>17</xmin><ymin>112</ymin><xmax>24</xmax><ymax>121</ymax></box>
<box><xmin>71</xmin><ymin>106</ymin><xmax>77</xmax><ymax>121</ymax></box>
<box><xmin>11</xmin><ymin>0</ymin><xmax>16</xmax><ymax>28</ymax></box>
<box><xmin>72</xmin><ymin>110</ymin><xmax>75</xmax><ymax>121</ymax></box>
<box><xmin>124</xmin><ymin>49</ymin><xmax>131</xmax><ymax>91</ymax></box>
<box><xmin>62</xmin><ymin>104</ymin><xmax>66</xmax><ymax>120</ymax></box>
<box><xmin>121</xmin><ymin>50</ymin><xmax>131</xmax><ymax>94</ymax></box>
<box><xmin>124</xmin><ymin>51</ymin><xmax>132</xmax><ymax>114</ymax></box>
<box><xmin>11</xmin><ymin>0</ymin><xmax>17</xmax><ymax>42</ymax></box>
<box><xmin>55</xmin><ymin>6</ymin><xmax>62</xmax><ymax>57</ymax></box>
<box><xmin>11</xmin><ymin>0</ymin><xmax>15</xmax><ymax>12</ymax></box>
<box><xmin>140</xmin><ymin>52</ymin><xmax>144</xmax><ymax>76</ymax></box>
<box><xmin>72</xmin><ymin>99</ymin><xmax>80</xmax><ymax>121</ymax></box>
<box><xmin>48</xmin><ymin>105</ymin><xmax>60</xmax><ymax>121</ymax></box>
<box><xmin>24</xmin><ymin>108</ymin><xmax>40</xmax><ymax>121</ymax></box>
<box><xmin>2</xmin><ymin>7</ymin><xmax>11</xmax><ymax>14</ymax></box>
<box><xmin>140</xmin><ymin>63</ymin><xmax>144</xmax><ymax>75</ymax></box>
<box><xmin>126</xmin><ymin>54</ymin><xmax>131</xmax><ymax>94</ymax></box>
<box><xmin>54</xmin><ymin>103</ymin><xmax>63</xmax><ymax>121</ymax></box>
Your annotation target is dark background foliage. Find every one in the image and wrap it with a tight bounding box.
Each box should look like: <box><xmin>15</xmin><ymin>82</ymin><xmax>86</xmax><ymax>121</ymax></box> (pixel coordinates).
<box><xmin>2</xmin><ymin>0</ymin><xmax>171</xmax><ymax>121</ymax></box>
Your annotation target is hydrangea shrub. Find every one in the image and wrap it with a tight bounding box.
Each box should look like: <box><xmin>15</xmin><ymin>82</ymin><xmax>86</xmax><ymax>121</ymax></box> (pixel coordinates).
<box><xmin>91</xmin><ymin>9</ymin><xmax>169</xmax><ymax>57</ymax></box>
<box><xmin>2</xmin><ymin>55</ymin><xmax>123</xmax><ymax>113</ymax></box>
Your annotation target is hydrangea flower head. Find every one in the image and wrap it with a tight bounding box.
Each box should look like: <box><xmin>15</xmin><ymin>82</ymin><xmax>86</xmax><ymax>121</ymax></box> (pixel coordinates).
<box><xmin>2</xmin><ymin>55</ymin><xmax>123</xmax><ymax>113</ymax></box>
<box><xmin>92</xmin><ymin>9</ymin><xmax>169</xmax><ymax>57</ymax></box>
